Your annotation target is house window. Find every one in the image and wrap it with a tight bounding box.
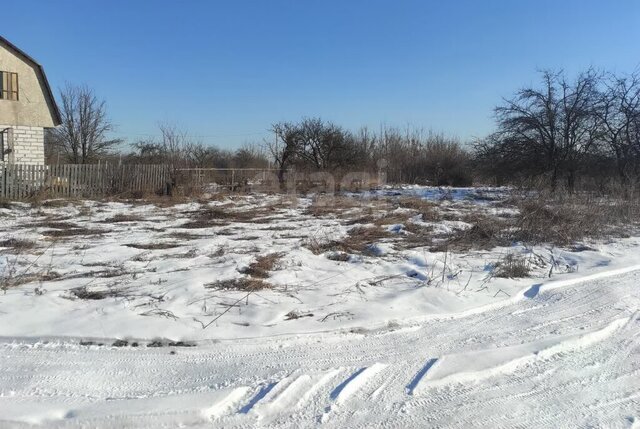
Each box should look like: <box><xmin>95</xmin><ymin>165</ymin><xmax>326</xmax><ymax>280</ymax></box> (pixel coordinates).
<box><xmin>0</xmin><ymin>71</ymin><xmax>19</xmax><ymax>101</ymax></box>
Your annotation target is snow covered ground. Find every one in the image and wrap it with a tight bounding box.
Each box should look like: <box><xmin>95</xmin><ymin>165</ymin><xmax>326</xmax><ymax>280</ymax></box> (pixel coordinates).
<box><xmin>0</xmin><ymin>188</ymin><xmax>639</xmax><ymax>427</ymax></box>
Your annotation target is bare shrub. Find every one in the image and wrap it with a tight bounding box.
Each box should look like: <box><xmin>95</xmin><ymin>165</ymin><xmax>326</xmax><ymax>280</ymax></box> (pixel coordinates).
<box><xmin>506</xmin><ymin>187</ymin><xmax>640</xmax><ymax>245</ymax></box>
<box><xmin>514</xmin><ymin>199</ymin><xmax>591</xmax><ymax>244</ymax></box>
<box><xmin>494</xmin><ymin>254</ymin><xmax>530</xmax><ymax>278</ymax></box>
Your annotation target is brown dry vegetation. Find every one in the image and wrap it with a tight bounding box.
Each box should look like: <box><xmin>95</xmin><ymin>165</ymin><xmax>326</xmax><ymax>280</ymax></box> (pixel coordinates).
<box><xmin>239</xmin><ymin>252</ymin><xmax>285</xmax><ymax>278</ymax></box>
<box><xmin>43</xmin><ymin>226</ymin><xmax>105</xmax><ymax>238</ymax></box>
<box><xmin>179</xmin><ymin>205</ymin><xmax>284</xmax><ymax>228</ymax></box>
<box><xmin>396</xmin><ymin>197</ymin><xmax>440</xmax><ymax>221</ymax></box>
<box><xmin>101</xmin><ymin>214</ymin><xmax>143</xmax><ymax>223</ymax></box>
<box><xmin>180</xmin><ymin>207</ymin><xmax>234</xmax><ymax>228</ymax></box>
<box><xmin>204</xmin><ymin>277</ymin><xmax>270</xmax><ymax>291</ymax></box>
<box><xmin>24</xmin><ymin>219</ymin><xmax>105</xmax><ymax>238</ymax></box>
<box><xmin>1</xmin><ymin>271</ymin><xmax>61</xmax><ymax>290</ymax></box>
<box><xmin>493</xmin><ymin>253</ymin><xmax>531</xmax><ymax>278</ymax></box>
<box><xmin>436</xmin><ymin>214</ymin><xmax>510</xmax><ymax>251</ymax></box>
<box><xmin>69</xmin><ymin>286</ymin><xmax>129</xmax><ymax>300</ymax></box>
<box><xmin>306</xmin><ymin>196</ymin><xmax>391</xmax><ymax>219</ymax></box>
<box><xmin>0</xmin><ymin>238</ymin><xmax>37</xmax><ymax>252</ymax></box>
<box><xmin>125</xmin><ymin>242</ymin><xmax>180</xmax><ymax>250</ymax></box>
<box><xmin>307</xmin><ymin>225</ymin><xmax>392</xmax><ymax>256</ymax></box>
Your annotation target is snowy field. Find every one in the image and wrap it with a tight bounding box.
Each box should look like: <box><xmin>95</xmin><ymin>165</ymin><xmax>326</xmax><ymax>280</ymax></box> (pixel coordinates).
<box><xmin>0</xmin><ymin>187</ymin><xmax>639</xmax><ymax>427</ymax></box>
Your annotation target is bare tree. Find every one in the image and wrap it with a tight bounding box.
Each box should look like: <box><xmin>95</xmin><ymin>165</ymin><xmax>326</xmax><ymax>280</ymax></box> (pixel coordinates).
<box><xmin>49</xmin><ymin>84</ymin><xmax>122</xmax><ymax>163</ymax></box>
<box><xmin>157</xmin><ymin>123</ymin><xmax>195</xmax><ymax>168</ymax></box>
<box><xmin>268</xmin><ymin>121</ymin><xmax>302</xmax><ymax>186</ymax></box>
<box><xmin>267</xmin><ymin>118</ymin><xmax>358</xmax><ymax>186</ymax></box>
<box><xmin>493</xmin><ymin>69</ymin><xmax>601</xmax><ymax>191</ymax></box>
<box><xmin>596</xmin><ymin>72</ymin><xmax>640</xmax><ymax>185</ymax></box>
<box><xmin>232</xmin><ymin>144</ymin><xmax>269</xmax><ymax>169</ymax></box>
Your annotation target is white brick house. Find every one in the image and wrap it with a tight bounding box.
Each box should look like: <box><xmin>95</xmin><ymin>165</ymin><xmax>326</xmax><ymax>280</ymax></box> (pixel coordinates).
<box><xmin>0</xmin><ymin>36</ymin><xmax>61</xmax><ymax>165</ymax></box>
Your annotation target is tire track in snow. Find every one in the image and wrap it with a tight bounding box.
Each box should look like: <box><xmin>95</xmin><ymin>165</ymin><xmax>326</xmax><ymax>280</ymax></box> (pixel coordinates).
<box><xmin>419</xmin><ymin>264</ymin><xmax>640</xmax><ymax>328</ymax></box>
<box><xmin>203</xmin><ymin>386</ymin><xmax>250</xmax><ymax>420</ymax></box>
<box><xmin>295</xmin><ymin>368</ymin><xmax>343</xmax><ymax>410</ymax></box>
<box><xmin>251</xmin><ymin>374</ymin><xmax>312</xmax><ymax>418</ymax></box>
<box><xmin>413</xmin><ymin>316</ymin><xmax>630</xmax><ymax>394</ymax></box>
<box><xmin>2</xmin><ymin>266</ymin><xmax>639</xmax><ymax>428</ymax></box>
<box><xmin>237</xmin><ymin>382</ymin><xmax>279</xmax><ymax>414</ymax></box>
<box><xmin>405</xmin><ymin>358</ymin><xmax>439</xmax><ymax>395</ymax></box>
<box><xmin>319</xmin><ymin>363</ymin><xmax>386</xmax><ymax>423</ymax></box>
<box><xmin>523</xmin><ymin>264</ymin><xmax>640</xmax><ymax>299</ymax></box>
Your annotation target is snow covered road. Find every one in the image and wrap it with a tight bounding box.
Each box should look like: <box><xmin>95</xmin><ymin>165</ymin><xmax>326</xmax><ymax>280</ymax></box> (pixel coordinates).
<box><xmin>1</xmin><ymin>269</ymin><xmax>639</xmax><ymax>428</ymax></box>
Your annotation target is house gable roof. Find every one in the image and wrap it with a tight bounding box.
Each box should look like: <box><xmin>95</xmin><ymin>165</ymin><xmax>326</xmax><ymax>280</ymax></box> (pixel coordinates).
<box><xmin>0</xmin><ymin>35</ymin><xmax>62</xmax><ymax>126</ymax></box>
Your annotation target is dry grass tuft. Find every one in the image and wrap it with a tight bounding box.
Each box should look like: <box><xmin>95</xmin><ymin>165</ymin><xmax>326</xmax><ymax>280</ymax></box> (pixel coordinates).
<box><xmin>69</xmin><ymin>286</ymin><xmax>128</xmax><ymax>300</ymax></box>
<box><xmin>398</xmin><ymin>222</ymin><xmax>435</xmax><ymax>249</ymax></box>
<box><xmin>180</xmin><ymin>206</ymin><xmax>259</xmax><ymax>228</ymax></box>
<box><xmin>494</xmin><ymin>253</ymin><xmax>530</xmax><ymax>278</ymax></box>
<box><xmin>373</xmin><ymin>212</ymin><xmax>409</xmax><ymax>227</ymax></box>
<box><xmin>284</xmin><ymin>310</ymin><xmax>314</xmax><ymax>320</ymax></box>
<box><xmin>514</xmin><ymin>199</ymin><xmax>599</xmax><ymax>245</ymax></box>
<box><xmin>325</xmin><ymin>251</ymin><xmax>351</xmax><ymax>261</ymax></box>
<box><xmin>305</xmin><ymin>196</ymin><xmax>364</xmax><ymax>218</ymax></box>
<box><xmin>101</xmin><ymin>214</ymin><xmax>143</xmax><ymax>223</ymax></box>
<box><xmin>165</xmin><ymin>231</ymin><xmax>211</xmax><ymax>240</ymax></box>
<box><xmin>396</xmin><ymin>197</ymin><xmax>440</xmax><ymax>221</ymax></box>
<box><xmin>42</xmin><ymin>226</ymin><xmax>104</xmax><ymax>238</ymax></box>
<box><xmin>343</xmin><ymin>214</ymin><xmax>377</xmax><ymax>225</ymax></box>
<box><xmin>118</xmin><ymin>194</ymin><xmax>192</xmax><ymax>208</ymax></box>
<box><xmin>40</xmin><ymin>199</ymin><xmax>76</xmax><ymax>208</ymax></box>
<box><xmin>0</xmin><ymin>238</ymin><xmax>37</xmax><ymax>252</ymax></box>
<box><xmin>28</xmin><ymin>219</ymin><xmax>105</xmax><ymax>238</ymax></box>
<box><xmin>204</xmin><ymin>277</ymin><xmax>270</xmax><ymax>291</ymax></box>
<box><xmin>435</xmin><ymin>215</ymin><xmax>508</xmax><ymax>251</ymax></box>
<box><xmin>2</xmin><ymin>271</ymin><xmax>61</xmax><ymax>289</ymax></box>
<box><xmin>307</xmin><ymin>225</ymin><xmax>391</xmax><ymax>255</ymax></box>
<box><xmin>125</xmin><ymin>242</ymin><xmax>180</xmax><ymax>250</ymax></box>
<box><xmin>239</xmin><ymin>253</ymin><xmax>284</xmax><ymax>278</ymax></box>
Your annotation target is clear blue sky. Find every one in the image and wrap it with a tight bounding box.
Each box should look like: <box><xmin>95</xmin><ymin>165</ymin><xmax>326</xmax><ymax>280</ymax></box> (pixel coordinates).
<box><xmin>4</xmin><ymin>1</ymin><xmax>640</xmax><ymax>149</ymax></box>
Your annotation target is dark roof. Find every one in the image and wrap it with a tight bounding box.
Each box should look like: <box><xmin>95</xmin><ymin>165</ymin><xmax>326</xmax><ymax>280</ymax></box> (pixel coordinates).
<box><xmin>0</xmin><ymin>35</ymin><xmax>62</xmax><ymax>126</ymax></box>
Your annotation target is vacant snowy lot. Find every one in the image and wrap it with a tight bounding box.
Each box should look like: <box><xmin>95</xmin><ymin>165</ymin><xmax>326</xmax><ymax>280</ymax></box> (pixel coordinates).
<box><xmin>0</xmin><ymin>187</ymin><xmax>639</xmax><ymax>427</ymax></box>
